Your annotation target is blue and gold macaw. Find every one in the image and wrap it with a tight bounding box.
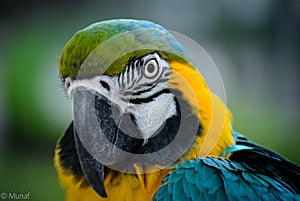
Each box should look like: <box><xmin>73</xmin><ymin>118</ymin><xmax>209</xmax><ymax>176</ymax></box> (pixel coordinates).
<box><xmin>54</xmin><ymin>19</ymin><xmax>300</xmax><ymax>201</ymax></box>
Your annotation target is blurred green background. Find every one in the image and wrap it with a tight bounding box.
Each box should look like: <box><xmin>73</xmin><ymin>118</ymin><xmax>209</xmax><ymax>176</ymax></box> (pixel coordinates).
<box><xmin>0</xmin><ymin>1</ymin><xmax>299</xmax><ymax>200</ymax></box>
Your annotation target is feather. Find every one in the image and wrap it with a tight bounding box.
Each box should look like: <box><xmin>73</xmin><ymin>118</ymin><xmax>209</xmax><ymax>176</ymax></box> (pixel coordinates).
<box><xmin>154</xmin><ymin>132</ymin><xmax>300</xmax><ymax>201</ymax></box>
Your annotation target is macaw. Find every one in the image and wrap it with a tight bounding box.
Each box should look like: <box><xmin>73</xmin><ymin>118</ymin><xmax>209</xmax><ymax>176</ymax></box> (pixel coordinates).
<box><xmin>54</xmin><ymin>19</ymin><xmax>300</xmax><ymax>201</ymax></box>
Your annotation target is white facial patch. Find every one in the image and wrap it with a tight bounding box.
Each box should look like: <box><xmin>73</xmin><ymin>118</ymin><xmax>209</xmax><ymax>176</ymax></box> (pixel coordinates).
<box><xmin>127</xmin><ymin>93</ymin><xmax>176</xmax><ymax>139</ymax></box>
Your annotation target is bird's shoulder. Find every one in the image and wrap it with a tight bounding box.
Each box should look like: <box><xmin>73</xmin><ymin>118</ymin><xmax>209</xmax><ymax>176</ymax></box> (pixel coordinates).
<box><xmin>154</xmin><ymin>131</ymin><xmax>300</xmax><ymax>201</ymax></box>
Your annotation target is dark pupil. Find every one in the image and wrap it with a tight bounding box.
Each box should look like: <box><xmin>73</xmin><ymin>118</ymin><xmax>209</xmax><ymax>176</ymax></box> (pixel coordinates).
<box><xmin>147</xmin><ymin>63</ymin><xmax>155</xmax><ymax>73</ymax></box>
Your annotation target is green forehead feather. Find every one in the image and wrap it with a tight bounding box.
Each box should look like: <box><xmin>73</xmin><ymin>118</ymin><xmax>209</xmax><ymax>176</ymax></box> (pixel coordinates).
<box><xmin>59</xmin><ymin>19</ymin><xmax>189</xmax><ymax>79</ymax></box>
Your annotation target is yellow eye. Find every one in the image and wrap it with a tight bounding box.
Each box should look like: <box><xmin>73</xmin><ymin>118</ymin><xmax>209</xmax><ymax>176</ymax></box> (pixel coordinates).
<box><xmin>144</xmin><ymin>59</ymin><xmax>159</xmax><ymax>78</ymax></box>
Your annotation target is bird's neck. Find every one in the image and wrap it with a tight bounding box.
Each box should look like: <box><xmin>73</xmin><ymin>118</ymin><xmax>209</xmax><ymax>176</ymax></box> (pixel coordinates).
<box><xmin>169</xmin><ymin>61</ymin><xmax>234</xmax><ymax>160</ymax></box>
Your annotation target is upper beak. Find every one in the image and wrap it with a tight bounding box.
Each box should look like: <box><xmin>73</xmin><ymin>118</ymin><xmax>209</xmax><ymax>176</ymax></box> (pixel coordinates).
<box><xmin>72</xmin><ymin>88</ymin><xmax>109</xmax><ymax>198</ymax></box>
<box><xmin>71</xmin><ymin>86</ymin><xmax>143</xmax><ymax>198</ymax></box>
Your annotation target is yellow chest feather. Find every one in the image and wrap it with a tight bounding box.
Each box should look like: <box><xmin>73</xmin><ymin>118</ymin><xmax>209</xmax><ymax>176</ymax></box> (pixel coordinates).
<box><xmin>54</xmin><ymin>150</ymin><xmax>169</xmax><ymax>201</ymax></box>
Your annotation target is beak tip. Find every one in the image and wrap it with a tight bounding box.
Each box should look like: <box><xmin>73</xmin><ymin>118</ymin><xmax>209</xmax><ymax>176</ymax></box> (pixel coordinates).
<box><xmin>95</xmin><ymin>187</ymin><xmax>108</xmax><ymax>198</ymax></box>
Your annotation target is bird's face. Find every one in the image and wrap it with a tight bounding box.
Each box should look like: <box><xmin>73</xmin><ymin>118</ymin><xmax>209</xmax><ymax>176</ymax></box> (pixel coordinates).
<box><xmin>66</xmin><ymin>52</ymin><xmax>176</xmax><ymax>142</ymax></box>
<box><xmin>57</xmin><ymin>19</ymin><xmax>232</xmax><ymax>198</ymax></box>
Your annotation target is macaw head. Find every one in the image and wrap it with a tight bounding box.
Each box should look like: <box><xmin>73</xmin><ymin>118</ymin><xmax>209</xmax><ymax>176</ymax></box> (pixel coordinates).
<box><xmin>58</xmin><ymin>19</ymin><xmax>233</xmax><ymax>198</ymax></box>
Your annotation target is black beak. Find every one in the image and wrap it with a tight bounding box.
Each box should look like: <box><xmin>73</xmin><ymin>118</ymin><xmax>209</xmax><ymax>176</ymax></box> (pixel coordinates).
<box><xmin>72</xmin><ymin>88</ymin><xmax>109</xmax><ymax>198</ymax></box>
<box><xmin>71</xmin><ymin>87</ymin><xmax>144</xmax><ymax>198</ymax></box>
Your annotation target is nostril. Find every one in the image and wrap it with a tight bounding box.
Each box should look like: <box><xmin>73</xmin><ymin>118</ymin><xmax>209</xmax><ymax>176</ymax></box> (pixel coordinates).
<box><xmin>99</xmin><ymin>80</ymin><xmax>110</xmax><ymax>92</ymax></box>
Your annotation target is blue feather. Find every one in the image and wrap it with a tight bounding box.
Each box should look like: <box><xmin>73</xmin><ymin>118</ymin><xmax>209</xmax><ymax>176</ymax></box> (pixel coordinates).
<box><xmin>154</xmin><ymin>132</ymin><xmax>300</xmax><ymax>201</ymax></box>
<box><xmin>184</xmin><ymin>168</ymin><xmax>198</xmax><ymax>185</ymax></box>
<box><xmin>188</xmin><ymin>183</ymin><xmax>200</xmax><ymax>201</ymax></box>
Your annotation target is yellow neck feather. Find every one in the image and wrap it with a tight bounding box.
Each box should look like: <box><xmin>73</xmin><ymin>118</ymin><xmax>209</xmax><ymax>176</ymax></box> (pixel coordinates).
<box><xmin>168</xmin><ymin>61</ymin><xmax>234</xmax><ymax>159</ymax></box>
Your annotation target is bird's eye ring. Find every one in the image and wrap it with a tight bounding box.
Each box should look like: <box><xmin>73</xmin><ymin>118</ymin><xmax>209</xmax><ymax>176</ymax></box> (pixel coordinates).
<box><xmin>144</xmin><ymin>59</ymin><xmax>159</xmax><ymax>78</ymax></box>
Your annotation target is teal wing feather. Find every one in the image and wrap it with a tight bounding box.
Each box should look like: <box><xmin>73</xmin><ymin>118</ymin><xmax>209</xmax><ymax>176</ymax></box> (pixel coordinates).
<box><xmin>154</xmin><ymin>132</ymin><xmax>300</xmax><ymax>201</ymax></box>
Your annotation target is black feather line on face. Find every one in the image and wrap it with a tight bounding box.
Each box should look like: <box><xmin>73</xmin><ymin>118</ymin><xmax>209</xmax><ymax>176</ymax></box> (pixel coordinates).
<box><xmin>118</xmin><ymin>51</ymin><xmax>163</xmax><ymax>91</ymax></box>
<box><xmin>128</xmin><ymin>88</ymin><xmax>171</xmax><ymax>104</ymax></box>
